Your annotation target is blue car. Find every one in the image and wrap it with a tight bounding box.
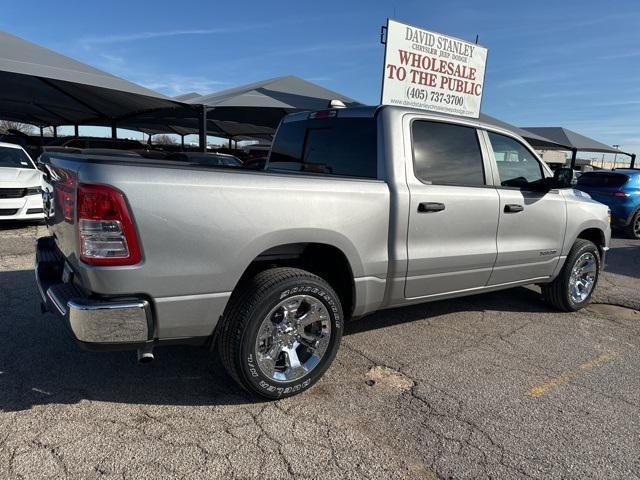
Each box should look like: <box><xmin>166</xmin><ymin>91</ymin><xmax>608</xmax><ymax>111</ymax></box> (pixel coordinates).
<box><xmin>576</xmin><ymin>169</ymin><xmax>640</xmax><ymax>238</ymax></box>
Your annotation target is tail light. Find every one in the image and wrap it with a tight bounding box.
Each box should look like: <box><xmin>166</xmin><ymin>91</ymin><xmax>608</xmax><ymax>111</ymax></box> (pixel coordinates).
<box><xmin>77</xmin><ymin>184</ymin><xmax>141</xmax><ymax>266</ymax></box>
<box><xmin>613</xmin><ymin>192</ymin><xmax>629</xmax><ymax>197</ymax></box>
<box><xmin>309</xmin><ymin>110</ymin><xmax>337</xmax><ymax>119</ymax></box>
<box><xmin>55</xmin><ymin>171</ymin><xmax>77</xmax><ymax>222</ymax></box>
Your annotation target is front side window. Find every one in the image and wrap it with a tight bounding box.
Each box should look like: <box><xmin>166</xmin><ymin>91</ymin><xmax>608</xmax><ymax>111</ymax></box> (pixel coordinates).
<box><xmin>411</xmin><ymin>121</ymin><xmax>485</xmax><ymax>186</ymax></box>
<box><xmin>487</xmin><ymin>132</ymin><xmax>543</xmax><ymax>188</ymax></box>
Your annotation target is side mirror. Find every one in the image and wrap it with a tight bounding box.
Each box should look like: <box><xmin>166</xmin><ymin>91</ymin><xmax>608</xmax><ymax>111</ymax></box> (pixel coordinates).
<box><xmin>551</xmin><ymin>167</ymin><xmax>573</xmax><ymax>189</ymax></box>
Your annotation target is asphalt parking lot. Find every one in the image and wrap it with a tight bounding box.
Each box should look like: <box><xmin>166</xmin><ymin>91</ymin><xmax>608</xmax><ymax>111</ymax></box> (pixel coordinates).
<box><xmin>0</xmin><ymin>222</ymin><xmax>639</xmax><ymax>480</ymax></box>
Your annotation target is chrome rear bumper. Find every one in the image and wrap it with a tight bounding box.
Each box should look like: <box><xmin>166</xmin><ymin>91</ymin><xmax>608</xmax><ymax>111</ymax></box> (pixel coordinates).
<box><xmin>36</xmin><ymin>236</ymin><xmax>153</xmax><ymax>350</ymax></box>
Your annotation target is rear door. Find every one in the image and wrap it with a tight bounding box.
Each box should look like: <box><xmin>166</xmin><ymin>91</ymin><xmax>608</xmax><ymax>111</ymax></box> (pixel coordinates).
<box><xmin>482</xmin><ymin>130</ymin><xmax>566</xmax><ymax>285</ymax></box>
<box><xmin>404</xmin><ymin>118</ymin><xmax>500</xmax><ymax>298</ymax></box>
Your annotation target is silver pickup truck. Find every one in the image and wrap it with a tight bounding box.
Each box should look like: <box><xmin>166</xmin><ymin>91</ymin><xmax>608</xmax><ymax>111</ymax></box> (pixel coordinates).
<box><xmin>36</xmin><ymin>105</ymin><xmax>610</xmax><ymax>398</ymax></box>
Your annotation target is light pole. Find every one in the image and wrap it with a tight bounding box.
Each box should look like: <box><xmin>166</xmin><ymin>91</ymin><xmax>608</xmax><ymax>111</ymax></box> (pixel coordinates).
<box><xmin>612</xmin><ymin>144</ymin><xmax>620</xmax><ymax>169</ymax></box>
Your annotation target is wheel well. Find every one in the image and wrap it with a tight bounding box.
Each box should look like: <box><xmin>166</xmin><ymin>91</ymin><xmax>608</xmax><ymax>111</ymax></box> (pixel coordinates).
<box><xmin>236</xmin><ymin>243</ymin><xmax>355</xmax><ymax>319</ymax></box>
<box><xmin>577</xmin><ymin>228</ymin><xmax>605</xmax><ymax>254</ymax></box>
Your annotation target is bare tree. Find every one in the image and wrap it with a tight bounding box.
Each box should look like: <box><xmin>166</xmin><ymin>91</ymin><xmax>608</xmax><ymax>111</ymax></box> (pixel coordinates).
<box><xmin>0</xmin><ymin>120</ymin><xmax>35</xmax><ymax>135</ymax></box>
<box><xmin>41</xmin><ymin>126</ymin><xmax>56</xmax><ymax>137</ymax></box>
<box><xmin>153</xmin><ymin>134</ymin><xmax>177</xmax><ymax>145</ymax></box>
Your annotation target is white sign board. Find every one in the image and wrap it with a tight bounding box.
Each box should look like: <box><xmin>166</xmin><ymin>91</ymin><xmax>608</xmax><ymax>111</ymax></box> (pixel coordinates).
<box><xmin>381</xmin><ymin>19</ymin><xmax>488</xmax><ymax>118</ymax></box>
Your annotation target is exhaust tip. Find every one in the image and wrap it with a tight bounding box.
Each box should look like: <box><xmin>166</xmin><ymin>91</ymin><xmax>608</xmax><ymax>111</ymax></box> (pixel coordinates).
<box><xmin>137</xmin><ymin>348</ymin><xmax>154</xmax><ymax>364</ymax></box>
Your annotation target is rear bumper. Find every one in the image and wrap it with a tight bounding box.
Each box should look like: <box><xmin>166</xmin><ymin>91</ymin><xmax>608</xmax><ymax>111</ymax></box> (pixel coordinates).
<box><xmin>36</xmin><ymin>236</ymin><xmax>153</xmax><ymax>351</ymax></box>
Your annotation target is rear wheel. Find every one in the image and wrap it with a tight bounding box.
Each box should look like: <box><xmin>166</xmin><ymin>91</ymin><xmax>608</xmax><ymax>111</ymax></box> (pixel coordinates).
<box><xmin>218</xmin><ymin>267</ymin><xmax>343</xmax><ymax>399</ymax></box>
<box><xmin>624</xmin><ymin>211</ymin><xmax>640</xmax><ymax>239</ymax></box>
<box><xmin>542</xmin><ymin>239</ymin><xmax>600</xmax><ymax>311</ymax></box>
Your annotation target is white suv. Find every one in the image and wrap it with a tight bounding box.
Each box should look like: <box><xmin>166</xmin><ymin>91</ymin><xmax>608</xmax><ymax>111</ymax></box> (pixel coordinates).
<box><xmin>0</xmin><ymin>142</ymin><xmax>44</xmax><ymax>221</ymax></box>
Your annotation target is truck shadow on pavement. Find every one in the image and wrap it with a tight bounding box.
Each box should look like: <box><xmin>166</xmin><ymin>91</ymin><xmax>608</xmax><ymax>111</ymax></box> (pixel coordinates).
<box><xmin>0</xmin><ymin>268</ymin><xmax>555</xmax><ymax>412</ymax></box>
<box><xmin>0</xmin><ymin>220</ymin><xmax>44</xmax><ymax>231</ymax></box>
<box><xmin>602</xmin><ymin>244</ymin><xmax>640</xmax><ymax>279</ymax></box>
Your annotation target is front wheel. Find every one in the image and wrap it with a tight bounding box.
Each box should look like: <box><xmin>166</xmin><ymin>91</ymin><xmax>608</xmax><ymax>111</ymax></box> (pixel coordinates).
<box><xmin>542</xmin><ymin>239</ymin><xmax>600</xmax><ymax>311</ymax></box>
<box><xmin>218</xmin><ymin>267</ymin><xmax>343</xmax><ymax>399</ymax></box>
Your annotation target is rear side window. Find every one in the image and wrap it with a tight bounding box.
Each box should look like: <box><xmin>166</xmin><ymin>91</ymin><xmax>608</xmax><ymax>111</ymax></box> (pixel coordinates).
<box><xmin>411</xmin><ymin>121</ymin><xmax>485</xmax><ymax>186</ymax></box>
<box><xmin>577</xmin><ymin>173</ymin><xmax>629</xmax><ymax>188</ymax></box>
<box><xmin>269</xmin><ymin>117</ymin><xmax>377</xmax><ymax>178</ymax></box>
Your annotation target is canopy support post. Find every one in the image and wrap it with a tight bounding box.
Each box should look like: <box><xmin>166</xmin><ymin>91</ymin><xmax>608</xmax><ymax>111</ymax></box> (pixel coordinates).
<box><xmin>570</xmin><ymin>148</ymin><xmax>577</xmax><ymax>169</ymax></box>
<box><xmin>74</xmin><ymin>125</ymin><xmax>79</xmax><ymax>137</ymax></box>
<box><xmin>198</xmin><ymin>105</ymin><xmax>207</xmax><ymax>152</ymax></box>
<box><xmin>39</xmin><ymin>127</ymin><xmax>43</xmax><ymax>138</ymax></box>
<box><xmin>631</xmin><ymin>154</ymin><xmax>636</xmax><ymax>169</ymax></box>
<box><xmin>181</xmin><ymin>135</ymin><xmax>185</xmax><ymax>151</ymax></box>
<box><xmin>228</xmin><ymin>137</ymin><xmax>232</xmax><ymax>149</ymax></box>
<box><xmin>53</xmin><ymin>126</ymin><xmax>57</xmax><ymax>138</ymax></box>
<box><xmin>111</xmin><ymin>120</ymin><xmax>117</xmax><ymax>139</ymax></box>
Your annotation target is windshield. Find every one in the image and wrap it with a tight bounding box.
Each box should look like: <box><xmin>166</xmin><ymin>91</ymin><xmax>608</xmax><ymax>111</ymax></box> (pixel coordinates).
<box><xmin>577</xmin><ymin>172</ymin><xmax>629</xmax><ymax>188</ymax></box>
<box><xmin>0</xmin><ymin>146</ymin><xmax>34</xmax><ymax>169</ymax></box>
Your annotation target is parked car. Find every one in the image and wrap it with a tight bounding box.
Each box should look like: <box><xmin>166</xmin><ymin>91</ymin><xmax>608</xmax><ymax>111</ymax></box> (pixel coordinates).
<box><xmin>165</xmin><ymin>152</ymin><xmax>243</xmax><ymax>167</ymax></box>
<box><xmin>45</xmin><ymin>136</ymin><xmax>147</xmax><ymax>151</ymax></box>
<box><xmin>0</xmin><ymin>142</ymin><xmax>44</xmax><ymax>220</ymax></box>
<box><xmin>242</xmin><ymin>156</ymin><xmax>268</xmax><ymax>170</ymax></box>
<box><xmin>576</xmin><ymin>169</ymin><xmax>640</xmax><ymax>238</ymax></box>
<box><xmin>0</xmin><ymin>129</ymin><xmax>47</xmax><ymax>159</ymax></box>
<box><xmin>241</xmin><ymin>144</ymin><xmax>272</xmax><ymax>158</ymax></box>
<box><xmin>35</xmin><ymin>105</ymin><xmax>610</xmax><ymax>398</ymax></box>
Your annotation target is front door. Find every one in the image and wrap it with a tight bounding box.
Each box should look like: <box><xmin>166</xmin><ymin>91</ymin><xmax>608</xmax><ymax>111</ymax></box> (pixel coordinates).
<box><xmin>482</xmin><ymin>130</ymin><xmax>566</xmax><ymax>285</ymax></box>
<box><xmin>405</xmin><ymin>119</ymin><xmax>500</xmax><ymax>299</ymax></box>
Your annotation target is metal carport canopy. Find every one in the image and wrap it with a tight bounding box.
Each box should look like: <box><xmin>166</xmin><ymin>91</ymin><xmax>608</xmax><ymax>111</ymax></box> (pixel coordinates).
<box><xmin>479</xmin><ymin>114</ymin><xmax>568</xmax><ymax>150</ymax></box>
<box><xmin>116</xmin><ymin>76</ymin><xmax>363</xmax><ymax>148</ymax></box>
<box><xmin>0</xmin><ymin>31</ymin><xmax>184</xmax><ymax>131</ymax></box>
<box><xmin>522</xmin><ymin>126</ymin><xmax>635</xmax><ymax>168</ymax></box>
<box><xmin>185</xmin><ymin>75</ymin><xmax>362</xmax><ymax>126</ymax></box>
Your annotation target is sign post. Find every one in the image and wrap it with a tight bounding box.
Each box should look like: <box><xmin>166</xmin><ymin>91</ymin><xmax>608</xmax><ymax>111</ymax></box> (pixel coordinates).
<box><xmin>381</xmin><ymin>19</ymin><xmax>488</xmax><ymax>118</ymax></box>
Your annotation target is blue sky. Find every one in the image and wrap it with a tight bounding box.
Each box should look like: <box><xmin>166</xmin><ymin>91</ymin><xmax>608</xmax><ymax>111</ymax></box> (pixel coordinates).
<box><xmin>2</xmin><ymin>0</ymin><xmax>639</xmax><ymax>161</ymax></box>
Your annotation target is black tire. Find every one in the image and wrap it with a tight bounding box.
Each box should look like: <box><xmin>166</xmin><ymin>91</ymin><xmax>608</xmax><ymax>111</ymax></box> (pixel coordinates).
<box><xmin>624</xmin><ymin>210</ymin><xmax>640</xmax><ymax>239</ymax></box>
<box><xmin>541</xmin><ymin>239</ymin><xmax>600</xmax><ymax>312</ymax></box>
<box><xmin>218</xmin><ymin>267</ymin><xmax>343</xmax><ymax>399</ymax></box>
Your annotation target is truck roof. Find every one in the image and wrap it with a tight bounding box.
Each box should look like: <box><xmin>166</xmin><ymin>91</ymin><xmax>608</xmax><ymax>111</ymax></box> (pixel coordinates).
<box><xmin>282</xmin><ymin>105</ymin><xmax>533</xmax><ymax>144</ymax></box>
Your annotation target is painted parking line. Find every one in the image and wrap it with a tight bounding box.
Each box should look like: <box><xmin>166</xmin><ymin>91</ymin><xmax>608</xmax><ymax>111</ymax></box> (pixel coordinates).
<box><xmin>529</xmin><ymin>351</ymin><xmax>617</xmax><ymax>397</ymax></box>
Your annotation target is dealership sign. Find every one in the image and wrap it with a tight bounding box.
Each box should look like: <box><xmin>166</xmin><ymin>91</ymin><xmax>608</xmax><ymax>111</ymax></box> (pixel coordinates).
<box><xmin>381</xmin><ymin>19</ymin><xmax>488</xmax><ymax>118</ymax></box>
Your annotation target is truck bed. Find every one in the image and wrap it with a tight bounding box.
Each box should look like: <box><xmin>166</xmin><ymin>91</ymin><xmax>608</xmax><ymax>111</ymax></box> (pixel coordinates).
<box><xmin>42</xmin><ymin>153</ymin><xmax>390</xmax><ymax>339</ymax></box>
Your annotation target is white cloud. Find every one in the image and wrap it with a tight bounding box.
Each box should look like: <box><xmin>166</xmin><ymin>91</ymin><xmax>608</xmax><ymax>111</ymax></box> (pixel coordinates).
<box><xmin>90</xmin><ymin>51</ymin><xmax>229</xmax><ymax>96</ymax></box>
<box><xmin>80</xmin><ymin>26</ymin><xmax>264</xmax><ymax>47</ymax></box>
<box><xmin>138</xmin><ymin>75</ymin><xmax>229</xmax><ymax>96</ymax></box>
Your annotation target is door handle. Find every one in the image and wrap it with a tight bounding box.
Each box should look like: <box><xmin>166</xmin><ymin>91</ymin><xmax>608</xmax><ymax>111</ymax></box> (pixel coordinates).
<box><xmin>418</xmin><ymin>202</ymin><xmax>445</xmax><ymax>213</ymax></box>
<box><xmin>504</xmin><ymin>204</ymin><xmax>524</xmax><ymax>213</ymax></box>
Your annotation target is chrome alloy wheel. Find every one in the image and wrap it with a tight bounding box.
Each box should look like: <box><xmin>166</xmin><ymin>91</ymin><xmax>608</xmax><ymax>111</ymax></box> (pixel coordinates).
<box><xmin>254</xmin><ymin>295</ymin><xmax>332</xmax><ymax>382</ymax></box>
<box><xmin>569</xmin><ymin>252</ymin><xmax>597</xmax><ymax>303</ymax></box>
<box><xmin>634</xmin><ymin>215</ymin><xmax>640</xmax><ymax>237</ymax></box>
